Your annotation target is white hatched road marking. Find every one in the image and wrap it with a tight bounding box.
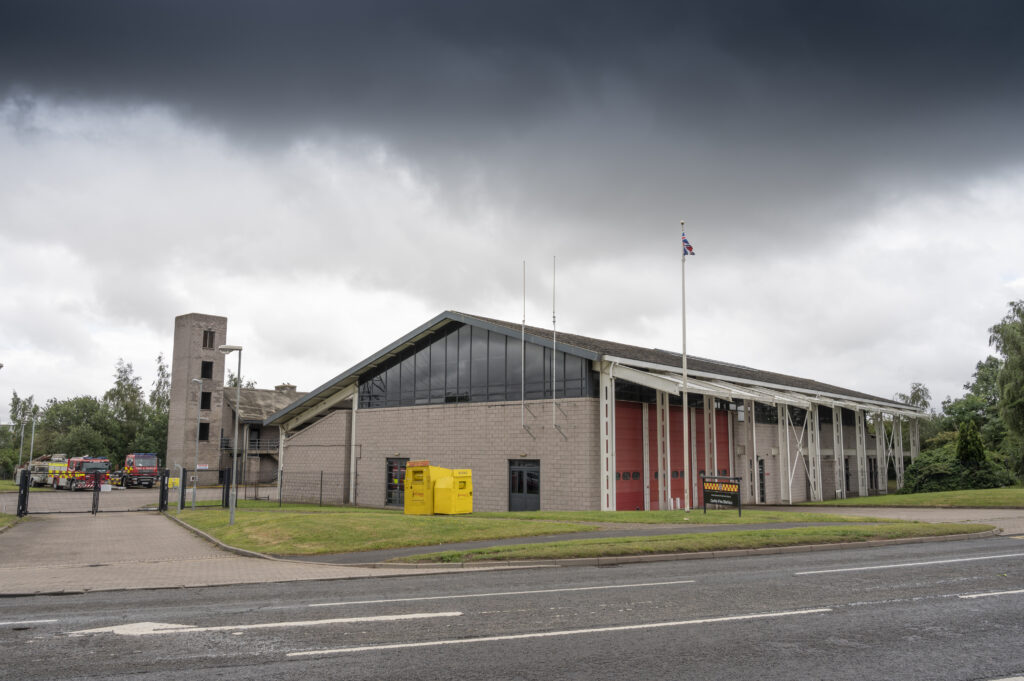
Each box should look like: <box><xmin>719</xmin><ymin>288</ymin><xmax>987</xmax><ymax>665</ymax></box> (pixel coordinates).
<box><xmin>288</xmin><ymin>608</ymin><xmax>832</xmax><ymax>657</ymax></box>
<box><xmin>71</xmin><ymin>611</ymin><xmax>462</xmax><ymax>637</ymax></box>
<box><xmin>309</xmin><ymin>579</ymin><xmax>696</xmax><ymax>608</ymax></box>
<box><xmin>795</xmin><ymin>552</ymin><xmax>1024</xmax><ymax>575</ymax></box>
<box><xmin>959</xmin><ymin>589</ymin><xmax>1024</xmax><ymax>600</ymax></box>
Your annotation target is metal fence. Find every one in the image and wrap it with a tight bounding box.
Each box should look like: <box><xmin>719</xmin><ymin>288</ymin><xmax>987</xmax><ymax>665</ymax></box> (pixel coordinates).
<box><xmin>279</xmin><ymin>470</ymin><xmax>347</xmax><ymax>507</ymax></box>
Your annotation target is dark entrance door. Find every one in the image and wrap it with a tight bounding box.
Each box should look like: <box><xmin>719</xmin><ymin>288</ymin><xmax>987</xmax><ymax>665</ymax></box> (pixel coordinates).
<box><xmin>757</xmin><ymin>458</ymin><xmax>766</xmax><ymax>504</ymax></box>
<box><xmin>509</xmin><ymin>460</ymin><xmax>540</xmax><ymax>511</ymax></box>
<box><xmin>385</xmin><ymin>458</ymin><xmax>408</xmax><ymax>506</ymax></box>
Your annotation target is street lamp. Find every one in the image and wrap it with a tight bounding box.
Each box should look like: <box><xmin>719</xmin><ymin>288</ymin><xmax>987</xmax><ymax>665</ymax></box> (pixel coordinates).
<box><xmin>191</xmin><ymin>377</ymin><xmax>203</xmax><ymax>510</ymax></box>
<box><xmin>218</xmin><ymin>344</ymin><xmax>243</xmax><ymax>526</ymax></box>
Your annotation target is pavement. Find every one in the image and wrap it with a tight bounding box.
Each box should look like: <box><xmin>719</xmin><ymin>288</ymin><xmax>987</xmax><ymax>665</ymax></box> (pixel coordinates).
<box><xmin>0</xmin><ymin>512</ymin><xmax>467</xmax><ymax>597</ymax></box>
<box><xmin>1</xmin><ymin>500</ymin><xmax>1020</xmax><ymax>597</ymax></box>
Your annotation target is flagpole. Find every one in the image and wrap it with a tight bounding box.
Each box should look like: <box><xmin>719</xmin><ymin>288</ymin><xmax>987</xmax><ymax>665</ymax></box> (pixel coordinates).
<box><xmin>681</xmin><ymin>220</ymin><xmax>691</xmax><ymax>512</ymax></box>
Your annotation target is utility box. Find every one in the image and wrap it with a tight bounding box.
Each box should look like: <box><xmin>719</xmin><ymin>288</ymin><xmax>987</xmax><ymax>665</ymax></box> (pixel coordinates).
<box><xmin>433</xmin><ymin>469</ymin><xmax>473</xmax><ymax>515</ymax></box>
<box><xmin>404</xmin><ymin>461</ymin><xmax>473</xmax><ymax>515</ymax></box>
<box><xmin>404</xmin><ymin>461</ymin><xmax>440</xmax><ymax>515</ymax></box>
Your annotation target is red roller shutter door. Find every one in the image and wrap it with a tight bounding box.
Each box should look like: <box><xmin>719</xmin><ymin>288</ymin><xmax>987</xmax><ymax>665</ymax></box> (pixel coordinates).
<box><xmin>668</xmin><ymin>405</ymin><xmax>688</xmax><ymax>506</ymax></box>
<box><xmin>614</xmin><ymin>402</ymin><xmax>644</xmax><ymax>511</ymax></box>
<box><xmin>715</xmin><ymin>410</ymin><xmax>731</xmax><ymax>476</ymax></box>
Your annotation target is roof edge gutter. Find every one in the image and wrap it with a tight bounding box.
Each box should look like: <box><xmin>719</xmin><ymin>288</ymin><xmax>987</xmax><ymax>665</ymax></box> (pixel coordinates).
<box><xmin>602</xmin><ymin>354</ymin><xmax>924</xmax><ymax>415</ymax></box>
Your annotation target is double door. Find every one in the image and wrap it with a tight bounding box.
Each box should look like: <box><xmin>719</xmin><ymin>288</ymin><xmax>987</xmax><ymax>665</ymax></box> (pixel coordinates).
<box><xmin>509</xmin><ymin>460</ymin><xmax>540</xmax><ymax>511</ymax></box>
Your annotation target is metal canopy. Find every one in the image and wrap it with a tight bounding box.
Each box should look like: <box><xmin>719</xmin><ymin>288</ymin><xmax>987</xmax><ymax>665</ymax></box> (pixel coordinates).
<box><xmin>607</xmin><ymin>357</ymin><xmax>918</xmax><ymax>418</ymax></box>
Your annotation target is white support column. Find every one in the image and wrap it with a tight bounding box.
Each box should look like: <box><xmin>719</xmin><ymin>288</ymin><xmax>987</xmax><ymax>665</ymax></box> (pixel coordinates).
<box><xmin>703</xmin><ymin>395</ymin><xmax>715</xmax><ymax>478</ymax></box>
<box><xmin>778</xmin><ymin>404</ymin><xmax>790</xmax><ymax>504</ymax></box>
<box><xmin>348</xmin><ymin>387</ymin><xmax>359</xmax><ymax>505</ymax></box>
<box><xmin>599</xmin><ymin>363</ymin><xmax>616</xmax><ymax>511</ymax></box>
<box><xmin>832</xmin><ymin>406</ymin><xmax>845</xmax><ymax>499</ymax></box>
<box><xmin>808</xmin><ymin>405</ymin><xmax>823</xmax><ymax>502</ymax></box>
<box><xmin>642</xmin><ymin>403</ymin><xmax>651</xmax><ymax>511</ymax></box>
<box><xmin>874</xmin><ymin>412</ymin><xmax>886</xmax><ymax>493</ymax></box>
<box><xmin>895</xmin><ymin>416</ymin><xmax>905</xmax><ymax>490</ymax></box>
<box><xmin>747</xmin><ymin>400</ymin><xmax>759</xmax><ymax>504</ymax></box>
<box><xmin>856</xmin><ymin>409</ymin><xmax>868</xmax><ymax>497</ymax></box>
<box><xmin>689</xmin><ymin>404</ymin><xmax>698</xmax><ymax>506</ymax></box>
<box><xmin>910</xmin><ymin>418</ymin><xmax>920</xmax><ymax>461</ymax></box>
<box><xmin>657</xmin><ymin>391</ymin><xmax>671</xmax><ymax>509</ymax></box>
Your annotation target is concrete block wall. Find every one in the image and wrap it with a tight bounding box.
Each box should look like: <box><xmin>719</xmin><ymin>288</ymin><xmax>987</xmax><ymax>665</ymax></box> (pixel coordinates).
<box><xmin>355</xmin><ymin>397</ymin><xmax>600</xmax><ymax>511</ymax></box>
<box><xmin>280</xmin><ymin>409</ymin><xmax>352</xmax><ymax>505</ymax></box>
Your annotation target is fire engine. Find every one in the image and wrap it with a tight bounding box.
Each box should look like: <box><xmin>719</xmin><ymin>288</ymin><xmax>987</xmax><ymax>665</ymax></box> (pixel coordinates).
<box><xmin>117</xmin><ymin>453</ymin><xmax>160</xmax><ymax>488</ymax></box>
<box><xmin>56</xmin><ymin>457</ymin><xmax>111</xmax><ymax>491</ymax></box>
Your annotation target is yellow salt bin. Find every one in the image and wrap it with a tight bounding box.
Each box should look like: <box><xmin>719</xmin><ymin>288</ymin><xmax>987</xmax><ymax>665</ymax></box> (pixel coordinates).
<box><xmin>404</xmin><ymin>461</ymin><xmax>441</xmax><ymax>515</ymax></box>
<box><xmin>433</xmin><ymin>469</ymin><xmax>473</xmax><ymax>515</ymax></box>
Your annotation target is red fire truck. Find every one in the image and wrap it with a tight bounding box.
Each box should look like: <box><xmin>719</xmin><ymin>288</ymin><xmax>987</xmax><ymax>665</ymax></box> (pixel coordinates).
<box><xmin>117</xmin><ymin>453</ymin><xmax>160</xmax><ymax>488</ymax></box>
<box><xmin>56</xmin><ymin>457</ymin><xmax>111</xmax><ymax>491</ymax></box>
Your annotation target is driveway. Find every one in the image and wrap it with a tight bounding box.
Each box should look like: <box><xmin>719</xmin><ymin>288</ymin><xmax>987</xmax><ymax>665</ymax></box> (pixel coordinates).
<box><xmin>0</xmin><ymin>511</ymin><xmax>459</xmax><ymax>597</ymax></box>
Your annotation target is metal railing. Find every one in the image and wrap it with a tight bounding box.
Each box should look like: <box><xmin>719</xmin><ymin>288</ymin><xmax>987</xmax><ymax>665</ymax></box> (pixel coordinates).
<box><xmin>220</xmin><ymin>438</ymin><xmax>280</xmax><ymax>453</ymax></box>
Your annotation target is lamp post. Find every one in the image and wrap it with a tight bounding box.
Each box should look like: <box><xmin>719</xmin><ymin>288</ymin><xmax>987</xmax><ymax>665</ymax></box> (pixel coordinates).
<box><xmin>191</xmin><ymin>377</ymin><xmax>203</xmax><ymax>510</ymax></box>
<box><xmin>218</xmin><ymin>345</ymin><xmax>243</xmax><ymax>526</ymax></box>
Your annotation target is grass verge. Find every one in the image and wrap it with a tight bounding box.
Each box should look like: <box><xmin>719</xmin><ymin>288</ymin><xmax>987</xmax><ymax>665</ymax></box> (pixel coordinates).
<box><xmin>173</xmin><ymin>508</ymin><xmax>597</xmax><ymax>555</ymax></box>
<box><xmin>475</xmin><ymin>509</ymin><xmax>898</xmax><ymax>524</ymax></box>
<box><xmin>396</xmin><ymin>522</ymin><xmax>994</xmax><ymax>563</ymax></box>
<box><xmin>804</xmin><ymin>487</ymin><xmax>1024</xmax><ymax>508</ymax></box>
<box><xmin>0</xmin><ymin>513</ymin><xmax>17</xmax><ymax>531</ymax></box>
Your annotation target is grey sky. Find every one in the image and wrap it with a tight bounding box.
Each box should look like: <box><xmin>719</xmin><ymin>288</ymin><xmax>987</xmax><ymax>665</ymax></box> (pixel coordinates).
<box><xmin>2</xmin><ymin>0</ymin><xmax>1023</xmax><ymax>411</ymax></box>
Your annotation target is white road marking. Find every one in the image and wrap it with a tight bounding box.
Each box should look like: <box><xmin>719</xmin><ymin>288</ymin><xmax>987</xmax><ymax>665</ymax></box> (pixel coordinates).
<box><xmin>959</xmin><ymin>589</ymin><xmax>1024</xmax><ymax>600</ymax></box>
<box><xmin>287</xmin><ymin>608</ymin><xmax>832</xmax><ymax>657</ymax></box>
<box><xmin>0</xmin><ymin>619</ymin><xmax>58</xmax><ymax>626</ymax></box>
<box><xmin>795</xmin><ymin>552</ymin><xmax>1024</xmax><ymax>575</ymax></box>
<box><xmin>71</xmin><ymin>611</ymin><xmax>462</xmax><ymax>637</ymax></box>
<box><xmin>309</xmin><ymin>579</ymin><xmax>696</xmax><ymax>608</ymax></box>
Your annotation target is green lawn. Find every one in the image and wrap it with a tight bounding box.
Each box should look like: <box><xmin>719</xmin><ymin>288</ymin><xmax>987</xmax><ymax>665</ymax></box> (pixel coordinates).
<box><xmin>174</xmin><ymin>508</ymin><xmax>597</xmax><ymax>555</ymax></box>
<box><xmin>0</xmin><ymin>513</ymin><xmax>17</xmax><ymax>531</ymax></box>
<box><xmin>804</xmin><ymin>487</ymin><xmax>1024</xmax><ymax>508</ymax></box>
<box><xmin>397</xmin><ymin>522</ymin><xmax>994</xmax><ymax>563</ymax></box>
<box><xmin>476</xmin><ymin>509</ymin><xmax>897</xmax><ymax>524</ymax></box>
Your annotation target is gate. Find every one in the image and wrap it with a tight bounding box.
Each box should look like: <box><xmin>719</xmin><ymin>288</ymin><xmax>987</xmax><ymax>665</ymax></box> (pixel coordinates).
<box><xmin>14</xmin><ymin>470</ymin><xmax>172</xmax><ymax>515</ymax></box>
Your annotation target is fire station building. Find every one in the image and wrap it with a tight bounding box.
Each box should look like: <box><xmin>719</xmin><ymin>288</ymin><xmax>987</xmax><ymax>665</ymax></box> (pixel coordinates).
<box><xmin>266</xmin><ymin>311</ymin><xmax>923</xmax><ymax>512</ymax></box>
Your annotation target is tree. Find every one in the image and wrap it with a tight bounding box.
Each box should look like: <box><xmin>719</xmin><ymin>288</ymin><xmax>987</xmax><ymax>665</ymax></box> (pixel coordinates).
<box><xmin>9</xmin><ymin>390</ymin><xmax>39</xmax><ymax>425</ymax></box>
<box><xmin>226</xmin><ymin>370</ymin><xmax>256</xmax><ymax>389</ymax></box>
<box><xmin>149</xmin><ymin>353</ymin><xmax>171</xmax><ymax>413</ymax></box>
<box><xmin>895</xmin><ymin>382</ymin><xmax>931</xmax><ymax>410</ymax></box>
<box><xmin>103</xmin><ymin>359</ymin><xmax>148</xmax><ymax>467</ymax></box>
<box><xmin>956</xmin><ymin>419</ymin><xmax>985</xmax><ymax>469</ymax></box>
<box><xmin>991</xmin><ymin>300</ymin><xmax>1024</xmax><ymax>442</ymax></box>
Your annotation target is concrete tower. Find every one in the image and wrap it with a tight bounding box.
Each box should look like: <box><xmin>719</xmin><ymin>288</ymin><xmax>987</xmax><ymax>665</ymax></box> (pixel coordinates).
<box><xmin>166</xmin><ymin>313</ymin><xmax>229</xmax><ymax>481</ymax></box>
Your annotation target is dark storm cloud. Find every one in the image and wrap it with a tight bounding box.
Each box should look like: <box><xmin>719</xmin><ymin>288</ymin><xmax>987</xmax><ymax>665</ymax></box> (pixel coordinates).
<box><xmin>3</xmin><ymin>0</ymin><xmax>1024</xmax><ymax>252</ymax></box>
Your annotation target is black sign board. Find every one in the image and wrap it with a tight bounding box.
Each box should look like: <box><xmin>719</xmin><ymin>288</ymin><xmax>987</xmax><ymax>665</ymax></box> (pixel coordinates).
<box><xmin>701</xmin><ymin>474</ymin><xmax>742</xmax><ymax>516</ymax></box>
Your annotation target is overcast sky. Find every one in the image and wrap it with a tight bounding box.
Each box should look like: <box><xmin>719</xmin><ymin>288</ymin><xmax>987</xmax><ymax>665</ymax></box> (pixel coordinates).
<box><xmin>2</xmin><ymin>0</ymin><xmax>1023</xmax><ymax>414</ymax></box>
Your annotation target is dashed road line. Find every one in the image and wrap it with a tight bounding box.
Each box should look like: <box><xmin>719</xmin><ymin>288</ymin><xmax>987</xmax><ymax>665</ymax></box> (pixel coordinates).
<box><xmin>309</xmin><ymin>579</ymin><xmax>696</xmax><ymax>608</ymax></box>
<box><xmin>795</xmin><ymin>552</ymin><xmax>1024</xmax><ymax>575</ymax></box>
<box><xmin>288</xmin><ymin>608</ymin><xmax>832</xmax><ymax>657</ymax></box>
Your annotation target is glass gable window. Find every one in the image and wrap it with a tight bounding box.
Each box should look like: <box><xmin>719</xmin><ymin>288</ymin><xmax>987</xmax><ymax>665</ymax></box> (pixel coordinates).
<box><xmin>358</xmin><ymin>323</ymin><xmax>597</xmax><ymax>408</ymax></box>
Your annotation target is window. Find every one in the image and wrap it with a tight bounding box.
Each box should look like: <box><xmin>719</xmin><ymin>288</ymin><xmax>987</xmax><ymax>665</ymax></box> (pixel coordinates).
<box><xmin>200</xmin><ymin>361</ymin><xmax>214</xmax><ymax>379</ymax></box>
<box><xmin>202</xmin><ymin>330</ymin><xmax>216</xmax><ymax>349</ymax></box>
<box><xmin>198</xmin><ymin>422</ymin><xmax>210</xmax><ymax>441</ymax></box>
<box><xmin>355</xmin><ymin>322</ymin><xmax>598</xmax><ymax>409</ymax></box>
<box><xmin>200</xmin><ymin>391</ymin><xmax>211</xmax><ymax>410</ymax></box>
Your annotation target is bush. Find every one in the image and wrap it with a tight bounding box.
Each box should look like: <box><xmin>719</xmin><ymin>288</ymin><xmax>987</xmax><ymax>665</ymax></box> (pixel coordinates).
<box><xmin>902</xmin><ymin>440</ymin><xmax>1016</xmax><ymax>494</ymax></box>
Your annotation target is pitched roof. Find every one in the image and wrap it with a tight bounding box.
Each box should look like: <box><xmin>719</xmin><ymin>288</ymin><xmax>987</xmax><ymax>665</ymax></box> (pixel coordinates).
<box><xmin>265</xmin><ymin>310</ymin><xmax>913</xmax><ymax>429</ymax></box>
<box><xmin>462</xmin><ymin>312</ymin><xmax>907</xmax><ymax>408</ymax></box>
<box><xmin>224</xmin><ymin>386</ymin><xmax>307</xmax><ymax>423</ymax></box>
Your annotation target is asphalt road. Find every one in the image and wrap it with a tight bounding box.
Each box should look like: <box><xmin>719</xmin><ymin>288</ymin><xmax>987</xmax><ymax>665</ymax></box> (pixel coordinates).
<box><xmin>2</xmin><ymin>535</ymin><xmax>1022</xmax><ymax>681</ymax></box>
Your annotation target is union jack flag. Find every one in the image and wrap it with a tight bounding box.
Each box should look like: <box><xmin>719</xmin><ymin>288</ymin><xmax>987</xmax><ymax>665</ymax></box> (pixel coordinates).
<box><xmin>682</xmin><ymin>231</ymin><xmax>695</xmax><ymax>256</ymax></box>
